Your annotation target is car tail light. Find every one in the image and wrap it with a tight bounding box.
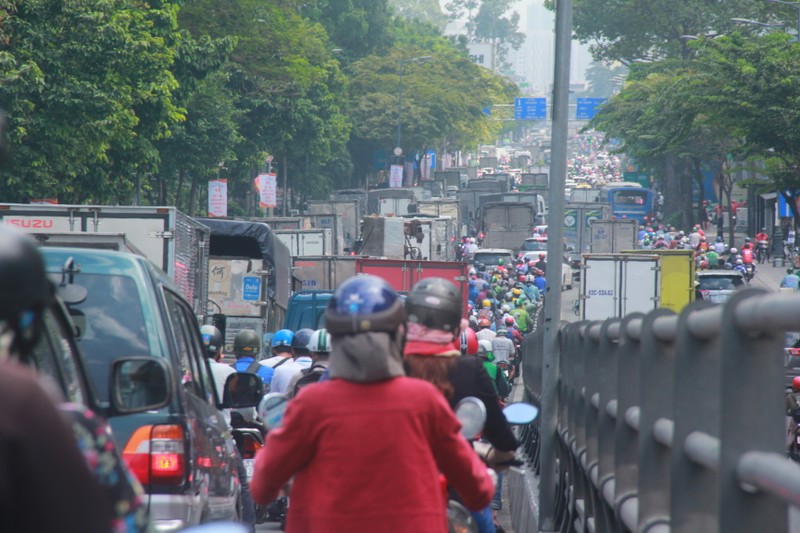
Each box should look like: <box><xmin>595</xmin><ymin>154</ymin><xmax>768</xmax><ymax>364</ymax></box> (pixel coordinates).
<box><xmin>123</xmin><ymin>424</ymin><xmax>186</xmax><ymax>485</ymax></box>
<box><xmin>241</xmin><ymin>436</ymin><xmax>262</xmax><ymax>460</ymax></box>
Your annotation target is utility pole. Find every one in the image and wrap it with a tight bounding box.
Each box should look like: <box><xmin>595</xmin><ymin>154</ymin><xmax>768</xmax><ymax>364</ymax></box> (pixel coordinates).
<box><xmin>540</xmin><ymin>0</ymin><xmax>572</xmax><ymax>529</ymax></box>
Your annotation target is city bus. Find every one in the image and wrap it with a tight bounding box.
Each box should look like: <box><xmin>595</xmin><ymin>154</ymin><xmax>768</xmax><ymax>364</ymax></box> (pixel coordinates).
<box><xmin>599</xmin><ymin>183</ymin><xmax>655</xmax><ymax>224</ymax></box>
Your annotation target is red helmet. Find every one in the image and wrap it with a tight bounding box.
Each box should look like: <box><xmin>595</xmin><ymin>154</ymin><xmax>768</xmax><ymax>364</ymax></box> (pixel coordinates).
<box><xmin>539</xmin><ymin>253</ymin><xmax>546</xmax><ymax>259</ymax></box>
<box><xmin>793</xmin><ymin>376</ymin><xmax>800</xmax><ymax>393</ymax></box>
<box><xmin>478</xmin><ymin>318</ymin><xmax>491</xmax><ymax>328</ymax></box>
<box><xmin>504</xmin><ymin>316</ymin><xmax>515</xmax><ymax>326</ymax></box>
<box><xmin>460</xmin><ymin>328</ymin><xmax>478</xmax><ymax>356</ymax></box>
<box><xmin>518</xmin><ymin>275</ymin><xmax>526</xmax><ymax>283</ymax></box>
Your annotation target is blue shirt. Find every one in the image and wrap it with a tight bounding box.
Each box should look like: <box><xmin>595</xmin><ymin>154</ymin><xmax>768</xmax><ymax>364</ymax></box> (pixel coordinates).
<box><xmin>233</xmin><ymin>357</ymin><xmax>274</xmax><ymax>388</ymax></box>
<box><xmin>533</xmin><ymin>276</ymin><xmax>546</xmax><ymax>292</ymax></box>
<box><xmin>781</xmin><ymin>274</ymin><xmax>800</xmax><ymax>289</ymax></box>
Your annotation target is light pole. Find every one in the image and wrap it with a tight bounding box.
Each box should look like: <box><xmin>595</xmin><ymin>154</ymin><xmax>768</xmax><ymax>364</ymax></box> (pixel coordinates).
<box><xmin>395</xmin><ymin>56</ymin><xmax>431</xmax><ymax>156</ymax></box>
<box><xmin>766</xmin><ymin>0</ymin><xmax>800</xmax><ymax>41</ymax></box>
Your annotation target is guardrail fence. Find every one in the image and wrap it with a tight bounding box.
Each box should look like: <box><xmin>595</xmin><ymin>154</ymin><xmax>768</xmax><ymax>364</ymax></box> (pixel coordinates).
<box><xmin>519</xmin><ymin>288</ymin><xmax>800</xmax><ymax>532</ymax></box>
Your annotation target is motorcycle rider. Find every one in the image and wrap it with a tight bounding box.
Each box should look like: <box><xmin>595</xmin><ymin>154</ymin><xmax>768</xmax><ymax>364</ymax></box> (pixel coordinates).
<box><xmin>534</xmin><ymin>253</ymin><xmax>547</xmax><ymax>274</ymax></box>
<box><xmin>287</xmin><ymin>328</ymin><xmax>331</xmax><ymax>398</ymax></box>
<box><xmin>402</xmin><ymin>277</ymin><xmax>518</xmax><ymax>533</ymax></box>
<box><xmin>270</xmin><ymin>328</ymin><xmax>313</xmax><ymax>394</ymax></box>
<box><xmin>787</xmin><ymin>377</ymin><xmax>800</xmax><ymax>455</ymax></box>
<box><xmin>476</xmin><ymin>318</ymin><xmax>497</xmax><ymax>343</ymax></box>
<box><xmin>756</xmin><ymin>227</ymin><xmax>770</xmax><ymax>263</ymax></box>
<box><xmin>0</xmin><ymin>226</ymin><xmax>120</xmax><ymax>533</ymax></box>
<box><xmin>250</xmin><ymin>275</ymin><xmax>496</xmax><ymax>531</ymax></box>
<box><xmin>232</xmin><ymin>329</ymin><xmax>274</xmax><ymax>391</ymax></box>
<box><xmin>260</xmin><ymin>329</ymin><xmax>295</xmax><ymax>370</ymax></box>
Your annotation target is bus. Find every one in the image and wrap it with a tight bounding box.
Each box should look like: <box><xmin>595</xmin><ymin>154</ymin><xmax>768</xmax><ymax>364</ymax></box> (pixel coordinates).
<box><xmin>599</xmin><ymin>183</ymin><xmax>655</xmax><ymax>224</ymax></box>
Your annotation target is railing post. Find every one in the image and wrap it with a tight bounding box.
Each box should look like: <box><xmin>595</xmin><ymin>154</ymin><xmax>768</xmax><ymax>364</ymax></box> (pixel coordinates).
<box><xmin>582</xmin><ymin>322</ymin><xmax>603</xmax><ymax>531</ymax></box>
<box><xmin>637</xmin><ymin>309</ymin><xmax>677</xmax><ymax>532</ymax></box>
<box><xmin>614</xmin><ymin>313</ymin><xmax>645</xmax><ymax>529</ymax></box>
<box><xmin>718</xmin><ymin>289</ymin><xmax>787</xmax><ymax>532</ymax></box>
<box><xmin>671</xmin><ymin>300</ymin><xmax>720</xmax><ymax>532</ymax></box>
<box><xmin>596</xmin><ymin>319</ymin><xmax>622</xmax><ymax>532</ymax></box>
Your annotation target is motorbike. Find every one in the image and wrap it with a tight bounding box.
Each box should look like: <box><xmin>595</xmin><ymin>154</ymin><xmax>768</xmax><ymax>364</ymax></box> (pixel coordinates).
<box><xmin>229</xmin><ymin>412</ymin><xmax>269</xmax><ymax>524</ymax></box>
<box><xmin>257</xmin><ymin>393</ymin><xmax>291</xmax><ymax>530</ymax></box>
<box><xmin>756</xmin><ymin>240</ymin><xmax>769</xmax><ymax>264</ymax></box>
<box><xmin>744</xmin><ymin>263</ymin><xmax>755</xmax><ymax>283</ymax></box>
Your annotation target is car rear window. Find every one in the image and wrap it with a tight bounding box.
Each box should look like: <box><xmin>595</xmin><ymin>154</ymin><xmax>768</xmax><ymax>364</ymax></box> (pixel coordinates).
<box><xmin>65</xmin><ymin>274</ymin><xmax>152</xmax><ymax>401</ymax></box>
<box><xmin>474</xmin><ymin>253</ymin><xmax>513</xmax><ymax>266</ymax></box>
<box><xmin>522</xmin><ymin>240</ymin><xmax>547</xmax><ymax>251</ymax></box>
<box><xmin>698</xmin><ymin>276</ymin><xmax>744</xmax><ymax>291</ymax></box>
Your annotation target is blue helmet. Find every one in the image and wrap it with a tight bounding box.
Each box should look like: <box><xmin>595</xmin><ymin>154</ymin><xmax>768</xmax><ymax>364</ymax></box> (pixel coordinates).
<box><xmin>292</xmin><ymin>328</ymin><xmax>314</xmax><ymax>353</ymax></box>
<box><xmin>325</xmin><ymin>275</ymin><xmax>405</xmax><ymax>336</ymax></box>
<box><xmin>271</xmin><ymin>329</ymin><xmax>294</xmax><ymax>348</ymax></box>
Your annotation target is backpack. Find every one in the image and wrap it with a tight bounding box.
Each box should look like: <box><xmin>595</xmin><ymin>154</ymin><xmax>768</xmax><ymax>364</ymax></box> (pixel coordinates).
<box><xmin>494</xmin><ymin>365</ymin><xmax>511</xmax><ymax>399</ymax></box>
<box><xmin>292</xmin><ymin>363</ymin><xmax>328</xmax><ymax>396</ymax></box>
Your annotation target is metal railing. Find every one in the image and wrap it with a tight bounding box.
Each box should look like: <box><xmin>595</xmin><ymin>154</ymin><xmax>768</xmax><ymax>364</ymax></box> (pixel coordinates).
<box><xmin>520</xmin><ymin>288</ymin><xmax>800</xmax><ymax>532</ymax></box>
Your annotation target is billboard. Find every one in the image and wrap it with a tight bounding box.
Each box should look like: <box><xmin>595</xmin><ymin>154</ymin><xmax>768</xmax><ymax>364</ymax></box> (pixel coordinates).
<box><xmin>467</xmin><ymin>43</ymin><xmax>495</xmax><ymax>71</ymax></box>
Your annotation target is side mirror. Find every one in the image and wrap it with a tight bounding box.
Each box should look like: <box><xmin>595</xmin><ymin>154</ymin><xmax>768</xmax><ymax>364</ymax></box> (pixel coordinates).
<box><xmin>455</xmin><ymin>396</ymin><xmax>487</xmax><ymax>440</ymax></box>
<box><xmin>222</xmin><ymin>372</ymin><xmax>263</xmax><ymax>408</ymax></box>
<box><xmin>110</xmin><ymin>357</ymin><xmax>172</xmax><ymax>415</ymax></box>
<box><xmin>502</xmin><ymin>402</ymin><xmax>539</xmax><ymax>425</ymax></box>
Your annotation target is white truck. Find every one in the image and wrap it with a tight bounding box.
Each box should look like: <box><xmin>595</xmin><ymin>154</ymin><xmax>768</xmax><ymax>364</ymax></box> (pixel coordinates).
<box><xmin>0</xmin><ymin>204</ymin><xmax>210</xmax><ymax>316</ymax></box>
<box><xmin>306</xmin><ymin>200</ymin><xmax>361</xmax><ymax>253</ymax></box>
<box><xmin>590</xmin><ymin>219</ymin><xmax>639</xmax><ymax>253</ymax></box>
<box><xmin>274</xmin><ymin>228</ymin><xmax>333</xmax><ymax>256</ymax></box>
<box><xmin>580</xmin><ymin>254</ymin><xmax>660</xmax><ymax>320</ymax></box>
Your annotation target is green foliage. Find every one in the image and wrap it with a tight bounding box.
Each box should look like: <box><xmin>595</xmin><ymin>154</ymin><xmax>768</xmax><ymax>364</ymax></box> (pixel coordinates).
<box><xmin>389</xmin><ymin>0</ymin><xmax>448</xmax><ymax>31</ymax></box>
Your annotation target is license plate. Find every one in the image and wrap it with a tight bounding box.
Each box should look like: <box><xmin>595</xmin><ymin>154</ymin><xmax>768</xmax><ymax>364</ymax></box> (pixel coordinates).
<box><xmin>244</xmin><ymin>459</ymin><xmax>255</xmax><ymax>480</ymax></box>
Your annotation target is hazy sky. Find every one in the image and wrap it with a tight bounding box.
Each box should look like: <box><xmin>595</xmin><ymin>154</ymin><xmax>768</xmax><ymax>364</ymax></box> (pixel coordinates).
<box><xmin>439</xmin><ymin>0</ymin><xmax>540</xmax><ymax>28</ymax></box>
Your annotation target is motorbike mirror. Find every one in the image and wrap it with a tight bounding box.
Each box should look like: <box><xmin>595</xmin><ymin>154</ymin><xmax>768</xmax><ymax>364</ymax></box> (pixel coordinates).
<box><xmin>502</xmin><ymin>402</ymin><xmax>539</xmax><ymax>425</ymax></box>
<box><xmin>455</xmin><ymin>396</ymin><xmax>486</xmax><ymax>440</ymax></box>
<box><xmin>222</xmin><ymin>372</ymin><xmax>263</xmax><ymax>408</ymax></box>
<box><xmin>258</xmin><ymin>392</ymin><xmax>289</xmax><ymax>431</ymax></box>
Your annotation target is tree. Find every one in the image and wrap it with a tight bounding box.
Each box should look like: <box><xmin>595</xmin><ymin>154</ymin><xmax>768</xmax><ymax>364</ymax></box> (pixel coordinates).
<box><xmin>300</xmin><ymin>0</ymin><xmax>393</xmax><ymax>63</ymax></box>
<box><xmin>0</xmin><ymin>0</ymin><xmax>184</xmax><ymax>203</ymax></box>
<box><xmin>389</xmin><ymin>0</ymin><xmax>448</xmax><ymax>31</ymax></box>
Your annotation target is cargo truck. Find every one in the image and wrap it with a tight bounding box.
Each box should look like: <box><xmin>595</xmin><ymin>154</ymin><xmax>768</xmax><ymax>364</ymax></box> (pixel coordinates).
<box><xmin>355</xmin><ymin>257</ymin><xmax>470</xmax><ymax>312</ymax></box>
<box><xmin>291</xmin><ymin>255</ymin><xmax>357</xmax><ymax>291</ymax></box>
<box><xmin>519</xmin><ymin>173</ymin><xmax>548</xmax><ymax>191</ymax></box>
<box><xmin>306</xmin><ymin>200</ymin><xmax>360</xmax><ymax>253</ymax></box>
<box><xmin>590</xmin><ymin>219</ymin><xmax>639</xmax><ymax>253</ymax></box>
<box><xmin>563</xmin><ymin>203</ymin><xmax>612</xmax><ymax>269</ymax></box>
<box><xmin>0</xmin><ymin>204</ymin><xmax>209</xmax><ymax>316</ymax></box>
<box><xmin>367</xmin><ymin>187</ymin><xmax>431</xmax><ymax>216</ymax></box>
<box><xmin>417</xmin><ymin>199</ymin><xmax>461</xmax><ymax>234</ymax></box>
<box><xmin>481</xmin><ymin>202</ymin><xmax>536</xmax><ymax>250</ymax></box>
<box><xmin>274</xmin><ymin>228</ymin><xmax>333</xmax><ymax>256</ymax></box>
<box><xmin>199</xmin><ymin>218</ymin><xmax>293</xmax><ymax>356</ymax></box>
<box><xmin>580</xmin><ymin>250</ymin><xmax>694</xmax><ymax>320</ymax></box>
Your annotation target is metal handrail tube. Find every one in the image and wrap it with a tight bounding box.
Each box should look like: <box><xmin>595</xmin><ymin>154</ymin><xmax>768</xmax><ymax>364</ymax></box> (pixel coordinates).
<box><xmin>653</xmin><ymin>418</ymin><xmax>674</xmax><ymax>447</ymax></box>
<box><xmin>588</xmin><ymin>323</ymin><xmax>602</xmax><ymax>340</ymax></box>
<box><xmin>607</xmin><ymin>321</ymin><xmax>621</xmax><ymax>339</ymax></box>
<box><xmin>591</xmin><ymin>393</ymin><xmax>600</xmax><ymax>410</ymax></box>
<box><xmin>686</xmin><ymin>306</ymin><xmax>723</xmax><ymax>339</ymax></box>
<box><xmin>626</xmin><ymin>318</ymin><xmax>643</xmax><ymax>340</ymax></box>
<box><xmin>619</xmin><ymin>495</ymin><xmax>638</xmax><ymax>531</ymax></box>
<box><xmin>606</xmin><ymin>399</ymin><xmax>618</xmax><ymax>419</ymax></box>
<box><xmin>737</xmin><ymin>451</ymin><xmax>800</xmax><ymax>507</ymax></box>
<box><xmin>684</xmin><ymin>431</ymin><xmax>720</xmax><ymax>471</ymax></box>
<box><xmin>652</xmin><ymin>315</ymin><xmax>678</xmax><ymax>342</ymax></box>
<box><xmin>625</xmin><ymin>406</ymin><xmax>641</xmax><ymax>431</ymax></box>
<box><xmin>734</xmin><ymin>293</ymin><xmax>800</xmax><ymax>333</ymax></box>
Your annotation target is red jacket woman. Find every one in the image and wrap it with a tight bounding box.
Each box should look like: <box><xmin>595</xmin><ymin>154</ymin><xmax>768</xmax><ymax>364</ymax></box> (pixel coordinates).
<box><xmin>250</xmin><ymin>276</ymin><xmax>494</xmax><ymax>533</ymax></box>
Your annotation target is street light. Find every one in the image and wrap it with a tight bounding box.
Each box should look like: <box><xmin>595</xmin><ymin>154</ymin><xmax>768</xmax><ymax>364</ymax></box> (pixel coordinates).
<box><xmin>765</xmin><ymin>0</ymin><xmax>800</xmax><ymax>41</ymax></box>
<box><xmin>395</xmin><ymin>56</ymin><xmax>431</xmax><ymax>156</ymax></box>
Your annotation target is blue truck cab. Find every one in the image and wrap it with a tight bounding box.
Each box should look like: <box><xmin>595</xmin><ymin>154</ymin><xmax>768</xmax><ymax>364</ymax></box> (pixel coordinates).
<box><xmin>41</xmin><ymin>247</ymin><xmax>240</xmax><ymax>531</ymax></box>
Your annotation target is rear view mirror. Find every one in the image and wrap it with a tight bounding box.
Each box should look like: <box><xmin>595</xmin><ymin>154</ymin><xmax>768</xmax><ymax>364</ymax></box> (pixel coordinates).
<box><xmin>222</xmin><ymin>372</ymin><xmax>263</xmax><ymax>408</ymax></box>
<box><xmin>111</xmin><ymin>357</ymin><xmax>172</xmax><ymax>415</ymax></box>
<box><xmin>455</xmin><ymin>396</ymin><xmax>487</xmax><ymax>440</ymax></box>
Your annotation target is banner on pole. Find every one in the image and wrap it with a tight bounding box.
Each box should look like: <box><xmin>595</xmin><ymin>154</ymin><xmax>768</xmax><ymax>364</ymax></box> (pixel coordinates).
<box><xmin>255</xmin><ymin>173</ymin><xmax>277</xmax><ymax>208</ymax></box>
<box><xmin>208</xmin><ymin>179</ymin><xmax>228</xmax><ymax>217</ymax></box>
<box><xmin>390</xmin><ymin>165</ymin><xmax>404</xmax><ymax>188</ymax></box>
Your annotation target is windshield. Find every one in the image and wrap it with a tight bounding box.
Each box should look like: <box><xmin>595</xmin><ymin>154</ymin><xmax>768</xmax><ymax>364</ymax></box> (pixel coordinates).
<box><xmin>522</xmin><ymin>240</ymin><xmax>547</xmax><ymax>252</ymax></box>
<box><xmin>65</xmin><ymin>274</ymin><xmax>152</xmax><ymax>401</ymax></box>
<box><xmin>473</xmin><ymin>252</ymin><xmax>513</xmax><ymax>266</ymax></box>
<box><xmin>611</xmin><ymin>189</ymin><xmax>648</xmax><ymax>205</ymax></box>
<box><xmin>698</xmin><ymin>276</ymin><xmax>744</xmax><ymax>291</ymax></box>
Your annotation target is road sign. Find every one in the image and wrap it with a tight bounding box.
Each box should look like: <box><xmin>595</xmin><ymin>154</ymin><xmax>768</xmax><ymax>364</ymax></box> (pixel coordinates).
<box><xmin>514</xmin><ymin>98</ymin><xmax>547</xmax><ymax>120</ymax></box>
<box><xmin>576</xmin><ymin>98</ymin><xmax>608</xmax><ymax>120</ymax></box>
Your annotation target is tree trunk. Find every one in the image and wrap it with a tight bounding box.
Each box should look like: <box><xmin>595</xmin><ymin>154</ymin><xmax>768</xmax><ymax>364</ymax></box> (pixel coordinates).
<box><xmin>175</xmin><ymin>168</ymin><xmax>185</xmax><ymax>211</ymax></box>
<box><xmin>188</xmin><ymin>175</ymin><xmax>198</xmax><ymax>217</ymax></box>
<box><xmin>662</xmin><ymin>154</ymin><xmax>682</xmax><ymax>226</ymax></box>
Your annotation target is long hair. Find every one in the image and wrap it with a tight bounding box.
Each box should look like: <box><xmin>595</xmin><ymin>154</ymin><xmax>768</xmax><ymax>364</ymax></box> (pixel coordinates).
<box><xmin>404</xmin><ymin>355</ymin><xmax>457</xmax><ymax>400</ymax></box>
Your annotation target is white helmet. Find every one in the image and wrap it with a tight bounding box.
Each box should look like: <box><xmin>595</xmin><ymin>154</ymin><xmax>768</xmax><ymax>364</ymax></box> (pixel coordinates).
<box><xmin>730</xmin><ymin>247</ymin><xmax>738</xmax><ymax>255</ymax></box>
<box><xmin>478</xmin><ymin>339</ymin><xmax>492</xmax><ymax>355</ymax></box>
<box><xmin>308</xmin><ymin>328</ymin><xmax>331</xmax><ymax>354</ymax></box>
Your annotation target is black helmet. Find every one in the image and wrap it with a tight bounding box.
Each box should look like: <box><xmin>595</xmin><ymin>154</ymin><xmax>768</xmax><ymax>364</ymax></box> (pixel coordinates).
<box><xmin>233</xmin><ymin>329</ymin><xmax>260</xmax><ymax>357</ymax></box>
<box><xmin>200</xmin><ymin>325</ymin><xmax>223</xmax><ymax>358</ymax></box>
<box><xmin>325</xmin><ymin>275</ymin><xmax>405</xmax><ymax>336</ymax></box>
<box><xmin>405</xmin><ymin>277</ymin><xmax>462</xmax><ymax>334</ymax></box>
<box><xmin>0</xmin><ymin>226</ymin><xmax>53</xmax><ymax>354</ymax></box>
<box><xmin>291</xmin><ymin>328</ymin><xmax>314</xmax><ymax>354</ymax></box>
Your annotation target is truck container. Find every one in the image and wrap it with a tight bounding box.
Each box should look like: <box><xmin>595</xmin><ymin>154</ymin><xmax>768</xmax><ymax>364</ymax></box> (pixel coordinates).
<box><xmin>257</xmin><ymin>217</ymin><xmax>304</xmax><ymax>230</ymax></box>
<box><xmin>398</xmin><ymin>216</ymin><xmax>457</xmax><ymax>262</ymax></box>
<box><xmin>198</xmin><ymin>218</ymin><xmax>294</xmax><ymax>356</ymax></box>
<box><xmin>456</xmin><ymin>189</ymin><xmax>485</xmax><ymax>229</ymax></box>
<box><xmin>302</xmin><ymin>213</ymin><xmax>344</xmax><ymax>255</ymax></box>
<box><xmin>590</xmin><ymin>219</ymin><xmax>639</xmax><ymax>253</ymax></box>
<box><xmin>563</xmin><ymin>203</ymin><xmax>612</xmax><ymax>266</ymax></box>
<box><xmin>0</xmin><ymin>204</ymin><xmax>209</xmax><ymax>316</ymax></box>
<box><xmin>481</xmin><ymin>202</ymin><xmax>536</xmax><ymax>250</ymax></box>
<box><xmin>367</xmin><ymin>187</ymin><xmax>431</xmax><ymax>216</ymax></box>
<box><xmin>306</xmin><ymin>200</ymin><xmax>360</xmax><ymax>253</ymax></box>
<box><xmin>466</xmin><ymin>178</ymin><xmax>508</xmax><ymax>193</ymax></box>
<box><xmin>291</xmin><ymin>255</ymin><xmax>357</xmax><ymax>291</ymax></box>
<box><xmin>355</xmin><ymin>258</ymin><xmax>470</xmax><ymax>312</ymax></box>
<box><xmin>520</xmin><ymin>173</ymin><xmax>548</xmax><ymax>191</ymax></box>
<box><xmin>479</xmin><ymin>156</ymin><xmax>499</xmax><ymax>169</ymax></box>
<box><xmin>417</xmin><ymin>199</ymin><xmax>461</xmax><ymax>231</ymax></box>
<box><xmin>477</xmin><ymin>192</ymin><xmax>546</xmax><ymax>225</ymax></box>
<box><xmin>580</xmin><ymin>251</ymin><xmax>694</xmax><ymax>320</ymax></box>
<box><xmin>569</xmin><ymin>188</ymin><xmax>601</xmax><ymax>203</ymax></box>
<box><xmin>433</xmin><ymin>170</ymin><xmax>461</xmax><ymax>190</ymax></box>
<box><xmin>359</xmin><ymin>216</ymin><xmax>406</xmax><ymax>258</ymax></box>
<box><xmin>274</xmin><ymin>228</ymin><xmax>333</xmax><ymax>257</ymax></box>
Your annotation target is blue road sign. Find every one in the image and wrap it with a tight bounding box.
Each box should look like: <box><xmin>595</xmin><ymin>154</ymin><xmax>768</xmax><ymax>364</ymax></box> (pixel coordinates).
<box><xmin>576</xmin><ymin>98</ymin><xmax>608</xmax><ymax>120</ymax></box>
<box><xmin>514</xmin><ymin>97</ymin><xmax>547</xmax><ymax>120</ymax></box>
<box><xmin>242</xmin><ymin>276</ymin><xmax>261</xmax><ymax>301</ymax></box>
